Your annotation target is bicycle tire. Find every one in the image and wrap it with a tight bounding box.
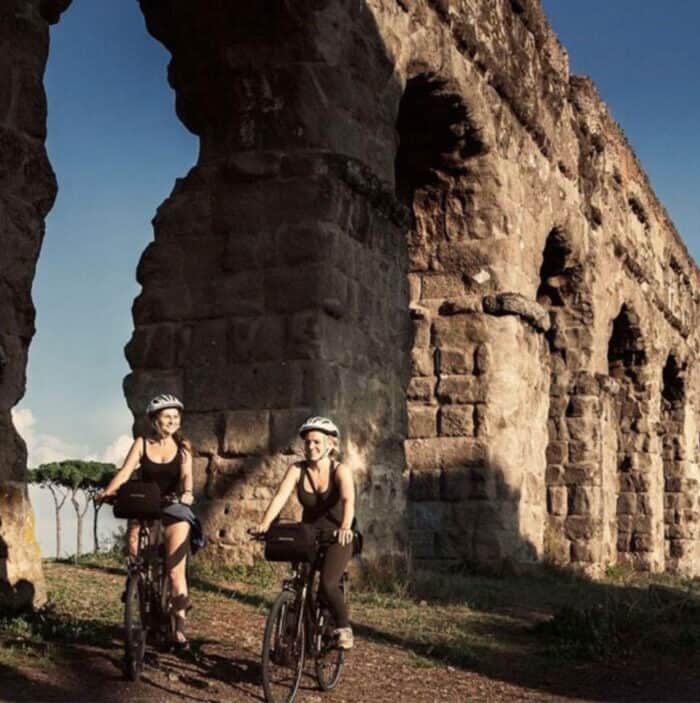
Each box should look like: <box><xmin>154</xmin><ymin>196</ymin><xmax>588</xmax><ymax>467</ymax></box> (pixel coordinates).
<box><xmin>124</xmin><ymin>573</ymin><xmax>147</xmax><ymax>681</ymax></box>
<box><xmin>314</xmin><ymin>604</ymin><xmax>345</xmax><ymax>690</ymax></box>
<box><xmin>158</xmin><ymin>563</ymin><xmax>175</xmax><ymax>646</ymax></box>
<box><xmin>261</xmin><ymin>590</ymin><xmax>305</xmax><ymax>703</ymax></box>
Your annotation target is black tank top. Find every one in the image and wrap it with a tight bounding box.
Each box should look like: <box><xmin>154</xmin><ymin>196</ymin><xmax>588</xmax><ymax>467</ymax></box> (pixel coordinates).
<box><xmin>140</xmin><ymin>437</ymin><xmax>181</xmax><ymax>497</ymax></box>
<box><xmin>297</xmin><ymin>461</ymin><xmax>343</xmax><ymax>526</ymax></box>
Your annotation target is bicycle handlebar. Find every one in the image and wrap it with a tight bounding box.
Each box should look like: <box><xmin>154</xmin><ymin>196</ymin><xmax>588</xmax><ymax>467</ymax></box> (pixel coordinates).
<box><xmin>98</xmin><ymin>492</ymin><xmax>180</xmax><ymax>508</ymax></box>
<box><xmin>247</xmin><ymin>525</ymin><xmax>355</xmax><ymax>547</ymax></box>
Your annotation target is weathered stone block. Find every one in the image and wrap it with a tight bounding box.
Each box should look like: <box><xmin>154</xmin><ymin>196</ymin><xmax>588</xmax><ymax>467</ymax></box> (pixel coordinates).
<box><xmin>568</xmin><ymin>485</ymin><xmax>596</xmax><ymax>516</ymax></box>
<box><xmin>408</xmin><ymin>470</ymin><xmax>441</xmax><ymax>502</ymax></box>
<box><xmin>546</xmin><ymin>464</ymin><xmax>565</xmax><ymax>486</ymax></box>
<box><xmin>564</xmin><ymin>516</ymin><xmax>595</xmax><ymax>541</ymax></box>
<box><xmin>228</xmin><ymin>317</ymin><xmax>286</xmax><ymax>362</ymax></box>
<box><xmin>407</xmin><ymin>376</ymin><xmax>436</xmax><ymax>403</ymax></box>
<box><xmin>269</xmin><ymin>408</ymin><xmax>311</xmax><ymax>453</ymax></box>
<box><xmin>436</xmin><ymin>375</ymin><xmax>487</xmax><ymax>404</ymax></box>
<box><xmin>570</xmin><ymin>541</ymin><xmax>593</xmax><ymax>562</ymax></box>
<box><xmin>421</xmin><ymin>274</ymin><xmax>464</xmax><ymax>300</ymax></box>
<box><xmin>410</xmin><ymin>348</ymin><xmax>434</xmax><ymax>377</ymax></box>
<box><xmin>631</xmin><ymin>532</ymin><xmax>653</xmax><ymax>553</ymax></box>
<box><xmin>571</xmin><ymin>372</ymin><xmax>599</xmax><ymax>396</ymax></box>
<box><xmin>439</xmin><ymin>405</ymin><xmax>475</xmax><ymax>437</ymax></box>
<box><xmin>436</xmin><ymin>347</ymin><xmax>471</xmax><ymax>375</ymax></box>
<box><xmin>192</xmin><ymin>456</ymin><xmax>210</xmax><ymax>496</ymax></box>
<box><xmin>617</xmin><ymin>493</ymin><xmax>636</xmax><ymax>515</ymax></box>
<box><xmin>568</xmin><ymin>441</ymin><xmax>598</xmax><ymax>463</ymax></box>
<box><xmin>413</xmin><ymin>318</ymin><xmax>430</xmax><ymax>348</ymax></box>
<box><xmin>0</xmin><ymin>482</ymin><xmax>47</xmax><ymax>609</ymax></box>
<box><xmin>407</xmin><ymin>405</ymin><xmax>438</xmax><ymax>438</ymax></box>
<box><xmin>473</xmin><ymin>344</ymin><xmax>490</xmax><ymax>375</ymax></box>
<box><xmin>547</xmin><ymin>486</ymin><xmax>567</xmax><ymax>516</ymax></box>
<box><xmin>565</xmin><ymin>417</ymin><xmax>598</xmax><ymax>442</ymax></box>
<box><xmin>186</xmin><ymin>319</ymin><xmax>228</xmax><ymax>367</ymax></box>
<box><xmin>404</xmin><ymin>438</ymin><xmax>487</xmax><ymax>471</ymax></box>
<box><xmin>184</xmin><ymin>412</ymin><xmax>221</xmax><ymax>455</ymax></box>
<box><xmin>433</xmin><ymin>315</ymin><xmax>490</xmax><ymax>348</ymax></box>
<box><xmin>474</xmin><ymin>404</ymin><xmax>488</xmax><ymax>437</ymax></box>
<box><xmin>223</xmin><ymin>410</ymin><xmax>270</xmax><ymax>455</ymax></box>
<box><xmin>544</xmin><ymin>519</ymin><xmax>570</xmax><ymax>565</ymax></box>
<box><xmin>546</xmin><ymin>442</ymin><xmax>567</xmax><ymax>464</ymax></box>
<box><xmin>440</xmin><ymin>467</ymin><xmax>471</xmax><ymax>501</ymax></box>
<box><xmin>566</xmin><ymin>395</ymin><xmax>600</xmax><ymax>418</ymax></box>
<box><xmin>548</xmin><ymin>396</ymin><xmax>568</xmax><ymax>419</ymax></box>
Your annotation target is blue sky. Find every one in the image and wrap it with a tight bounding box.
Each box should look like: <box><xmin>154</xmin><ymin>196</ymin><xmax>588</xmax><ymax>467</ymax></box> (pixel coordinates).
<box><xmin>15</xmin><ymin>1</ymin><xmax>700</xmax><ymax>555</ymax></box>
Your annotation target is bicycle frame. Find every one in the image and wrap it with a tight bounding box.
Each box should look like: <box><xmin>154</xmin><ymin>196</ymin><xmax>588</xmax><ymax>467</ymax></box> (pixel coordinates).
<box><xmin>283</xmin><ymin>555</ymin><xmax>342</xmax><ymax>657</ymax></box>
<box><xmin>128</xmin><ymin>519</ymin><xmax>169</xmax><ymax>634</ymax></box>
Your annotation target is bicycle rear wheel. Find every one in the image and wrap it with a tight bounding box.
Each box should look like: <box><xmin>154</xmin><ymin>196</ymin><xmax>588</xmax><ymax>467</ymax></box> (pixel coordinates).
<box><xmin>124</xmin><ymin>573</ymin><xmax>147</xmax><ymax>681</ymax></box>
<box><xmin>314</xmin><ymin>605</ymin><xmax>345</xmax><ymax>690</ymax></box>
<box><xmin>261</xmin><ymin>590</ymin><xmax>305</xmax><ymax>703</ymax></box>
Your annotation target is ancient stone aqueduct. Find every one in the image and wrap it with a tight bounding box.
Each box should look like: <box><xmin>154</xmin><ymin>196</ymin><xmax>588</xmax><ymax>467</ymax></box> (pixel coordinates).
<box><xmin>2</xmin><ymin>0</ymin><xmax>700</xmax><ymax>607</ymax></box>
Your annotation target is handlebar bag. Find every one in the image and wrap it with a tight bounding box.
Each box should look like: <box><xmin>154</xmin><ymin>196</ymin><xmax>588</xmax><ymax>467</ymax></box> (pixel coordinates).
<box><xmin>113</xmin><ymin>481</ymin><xmax>162</xmax><ymax>519</ymax></box>
<box><xmin>264</xmin><ymin>522</ymin><xmax>317</xmax><ymax>563</ymax></box>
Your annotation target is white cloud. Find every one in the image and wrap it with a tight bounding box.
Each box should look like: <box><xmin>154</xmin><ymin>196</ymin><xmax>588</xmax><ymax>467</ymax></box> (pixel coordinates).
<box><xmin>12</xmin><ymin>407</ymin><xmax>135</xmax><ymax>469</ymax></box>
<box><xmin>101</xmin><ymin>434</ymin><xmax>133</xmax><ymax>466</ymax></box>
<box><xmin>11</xmin><ymin>407</ymin><xmax>96</xmax><ymax>467</ymax></box>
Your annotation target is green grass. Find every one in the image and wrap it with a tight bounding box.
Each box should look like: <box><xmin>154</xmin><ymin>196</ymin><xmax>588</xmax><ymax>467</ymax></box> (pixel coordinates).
<box><xmin>189</xmin><ymin>557</ymin><xmax>281</xmax><ymax>592</ymax></box>
<box><xmin>5</xmin><ymin>552</ymin><xmax>700</xmax><ymax>675</ymax></box>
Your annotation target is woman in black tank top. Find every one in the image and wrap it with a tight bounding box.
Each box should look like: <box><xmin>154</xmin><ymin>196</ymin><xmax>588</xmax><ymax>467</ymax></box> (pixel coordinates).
<box><xmin>98</xmin><ymin>394</ymin><xmax>195</xmax><ymax>647</ymax></box>
<box><xmin>255</xmin><ymin>416</ymin><xmax>357</xmax><ymax>650</ymax></box>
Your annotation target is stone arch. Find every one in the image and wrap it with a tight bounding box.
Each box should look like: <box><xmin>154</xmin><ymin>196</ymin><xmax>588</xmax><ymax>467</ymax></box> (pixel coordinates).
<box><xmin>394</xmin><ymin>72</ymin><xmax>485</xmax><ymax>208</ymax></box>
<box><xmin>397</xmin><ymin>69</ymin><xmax>493</xmax><ymax>565</ymax></box>
<box><xmin>607</xmin><ymin>304</ymin><xmax>657</xmax><ymax>570</ymax></box>
<box><xmin>538</xmin><ymin>227</ymin><xmax>598</xmax><ymax>568</ymax></box>
<box><xmin>659</xmin><ymin>352</ymin><xmax>691</xmax><ymax>571</ymax></box>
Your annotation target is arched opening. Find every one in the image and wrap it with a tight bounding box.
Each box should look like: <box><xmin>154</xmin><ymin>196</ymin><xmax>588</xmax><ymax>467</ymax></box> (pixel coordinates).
<box><xmin>394</xmin><ymin>73</ymin><xmax>484</xmax><ymax>208</ymax></box>
<box><xmin>538</xmin><ymin>229</ymin><xmax>597</xmax><ymax>568</ymax></box>
<box><xmin>11</xmin><ymin>2</ymin><xmax>197</xmax><ymax>564</ymax></box>
<box><xmin>396</xmin><ymin>72</ymin><xmax>489</xmax><ymax>566</ymax></box>
<box><xmin>608</xmin><ymin>305</ymin><xmax>655</xmax><ymax>569</ymax></box>
<box><xmin>660</xmin><ymin>353</ymin><xmax>688</xmax><ymax>571</ymax></box>
<box><xmin>608</xmin><ymin>305</ymin><xmax>647</xmax><ymax>382</ymax></box>
<box><xmin>536</xmin><ymin>228</ymin><xmax>574</xmax><ymax>309</ymax></box>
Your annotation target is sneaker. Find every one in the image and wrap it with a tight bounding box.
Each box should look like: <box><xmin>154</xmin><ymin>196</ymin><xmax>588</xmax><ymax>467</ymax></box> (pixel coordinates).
<box><xmin>334</xmin><ymin>627</ymin><xmax>354</xmax><ymax>650</ymax></box>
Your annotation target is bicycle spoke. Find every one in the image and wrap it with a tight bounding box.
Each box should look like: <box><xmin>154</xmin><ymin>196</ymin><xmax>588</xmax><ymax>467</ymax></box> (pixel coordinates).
<box><xmin>262</xmin><ymin>591</ymin><xmax>305</xmax><ymax>703</ymax></box>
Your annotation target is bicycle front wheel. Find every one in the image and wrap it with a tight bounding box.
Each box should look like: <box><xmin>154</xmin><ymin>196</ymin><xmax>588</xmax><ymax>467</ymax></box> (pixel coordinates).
<box><xmin>124</xmin><ymin>573</ymin><xmax>147</xmax><ymax>681</ymax></box>
<box><xmin>261</xmin><ymin>590</ymin><xmax>305</xmax><ymax>703</ymax></box>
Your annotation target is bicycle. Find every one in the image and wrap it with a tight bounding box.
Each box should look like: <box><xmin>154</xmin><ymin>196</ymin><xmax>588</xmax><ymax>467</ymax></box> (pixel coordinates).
<box><xmin>250</xmin><ymin>526</ymin><xmax>351</xmax><ymax>703</ymax></box>
<box><xmin>104</xmin><ymin>495</ymin><xmax>179</xmax><ymax>681</ymax></box>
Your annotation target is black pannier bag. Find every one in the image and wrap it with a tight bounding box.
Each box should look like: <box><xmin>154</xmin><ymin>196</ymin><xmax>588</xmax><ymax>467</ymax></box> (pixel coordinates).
<box><xmin>113</xmin><ymin>481</ymin><xmax>162</xmax><ymax>520</ymax></box>
<box><xmin>264</xmin><ymin>522</ymin><xmax>317</xmax><ymax>563</ymax></box>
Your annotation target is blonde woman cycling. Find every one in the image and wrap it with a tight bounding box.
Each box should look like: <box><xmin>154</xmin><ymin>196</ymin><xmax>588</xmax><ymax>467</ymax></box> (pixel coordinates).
<box><xmin>254</xmin><ymin>416</ymin><xmax>356</xmax><ymax>649</ymax></box>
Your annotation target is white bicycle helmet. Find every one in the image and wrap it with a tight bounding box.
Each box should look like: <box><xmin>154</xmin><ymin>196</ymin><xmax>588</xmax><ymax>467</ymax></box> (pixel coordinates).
<box><xmin>298</xmin><ymin>416</ymin><xmax>339</xmax><ymax>438</ymax></box>
<box><xmin>146</xmin><ymin>393</ymin><xmax>184</xmax><ymax>416</ymax></box>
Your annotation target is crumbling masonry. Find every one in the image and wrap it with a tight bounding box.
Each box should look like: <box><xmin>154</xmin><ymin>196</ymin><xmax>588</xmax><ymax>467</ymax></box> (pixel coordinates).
<box><xmin>3</xmin><ymin>0</ymin><xmax>700</xmax><ymax>606</ymax></box>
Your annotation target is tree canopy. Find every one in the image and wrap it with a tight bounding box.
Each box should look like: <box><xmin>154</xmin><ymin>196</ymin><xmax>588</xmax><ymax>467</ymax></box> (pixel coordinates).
<box><xmin>28</xmin><ymin>460</ymin><xmax>116</xmax><ymax>489</ymax></box>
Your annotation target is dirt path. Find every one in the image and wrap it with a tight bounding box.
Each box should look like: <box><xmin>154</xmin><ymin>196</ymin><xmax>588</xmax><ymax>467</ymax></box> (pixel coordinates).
<box><xmin>2</xmin><ymin>564</ymin><xmax>700</xmax><ymax>703</ymax></box>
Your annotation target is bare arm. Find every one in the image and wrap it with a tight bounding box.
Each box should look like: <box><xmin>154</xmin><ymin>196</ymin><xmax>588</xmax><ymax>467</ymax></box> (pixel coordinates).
<box><xmin>179</xmin><ymin>447</ymin><xmax>194</xmax><ymax>505</ymax></box>
<box><xmin>256</xmin><ymin>464</ymin><xmax>302</xmax><ymax>532</ymax></box>
<box><xmin>335</xmin><ymin>463</ymin><xmax>355</xmax><ymax>545</ymax></box>
<box><xmin>100</xmin><ymin>439</ymin><xmax>142</xmax><ymax>497</ymax></box>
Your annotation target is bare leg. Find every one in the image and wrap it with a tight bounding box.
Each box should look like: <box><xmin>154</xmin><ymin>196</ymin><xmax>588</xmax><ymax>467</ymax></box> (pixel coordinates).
<box><xmin>164</xmin><ymin>520</ymin><xmax>190</xmax><ymax>643</ymax></box>
<box><xmin>126</xmin><ymin>520</ymin><xmax>139</xmax><ymax>558</ymax></box>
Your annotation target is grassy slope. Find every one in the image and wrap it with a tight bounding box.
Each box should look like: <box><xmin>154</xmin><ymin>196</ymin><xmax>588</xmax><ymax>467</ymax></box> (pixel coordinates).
<box><xmin>3</xmin><ymin>553</ymin><xmax>700</xmax><ymax>678</ymax></box>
